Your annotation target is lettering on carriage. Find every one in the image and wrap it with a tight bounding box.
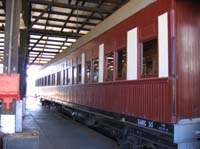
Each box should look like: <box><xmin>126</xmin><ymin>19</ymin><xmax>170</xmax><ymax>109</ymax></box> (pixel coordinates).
<box><xmin>137</xmin><ymin>119</ymin><xmax>154</xmax><ymax>128</ymax></box>
<box><xmin>158</xmin><ymin>123</ymin><xmax>169</xmax><ymax>132</ymax></box>
<box><xmin>148</xmin><ymin>121</ymin><xmax>154</xmax><ymax>128</ymax></box>
<box><xmin>137</xmin><ymin>119</ymin><xmax>147</xmax><ymax>127</ymax></box>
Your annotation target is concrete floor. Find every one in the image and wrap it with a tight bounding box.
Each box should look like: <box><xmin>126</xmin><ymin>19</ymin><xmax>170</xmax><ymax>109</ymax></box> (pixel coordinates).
<box><xmin>23</xmin><ymin>98</ymin><xmax>119</xmax><ymax>149</ymax></box>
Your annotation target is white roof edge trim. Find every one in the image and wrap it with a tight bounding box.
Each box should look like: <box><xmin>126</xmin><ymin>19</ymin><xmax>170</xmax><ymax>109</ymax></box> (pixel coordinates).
<box><xmin>42</xmin><ymin>0</ymin><xmax>157</xmax><ymax>70</ymax></box>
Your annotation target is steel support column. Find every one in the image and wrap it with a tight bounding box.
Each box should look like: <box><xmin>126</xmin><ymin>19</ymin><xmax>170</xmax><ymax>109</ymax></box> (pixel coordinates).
<box><xmin>19</xmin><ymin>0</ymin><xmax>30</xmax><ymax>98</ymax></box>
<box><xmin>4</xmin><ymin>0</ymin><xmax>21</xmax><ymax>74</ymax></box>
<box><xmin>0</xmin><ymin>0</ymin><xmax>21</xmax><ymax>134</ymax></box>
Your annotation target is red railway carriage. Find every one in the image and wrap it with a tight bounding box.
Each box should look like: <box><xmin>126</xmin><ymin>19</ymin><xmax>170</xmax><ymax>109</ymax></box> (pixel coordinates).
<box><xmin>35</xmin><ymin>0</ymin><xmax>200</xmax><ymax>148</ymax></box>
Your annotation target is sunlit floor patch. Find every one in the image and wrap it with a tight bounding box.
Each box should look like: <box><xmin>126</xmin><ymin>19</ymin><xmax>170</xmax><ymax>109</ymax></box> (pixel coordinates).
<box><xmin>26</xmin><ymin>96</ymin><xmax>41</xmax><ymax>110</ymax></box>
<box><xmin>23</xmin><ymin>98</ymin><xmax>118</xmax><ymax>149</ymax></box>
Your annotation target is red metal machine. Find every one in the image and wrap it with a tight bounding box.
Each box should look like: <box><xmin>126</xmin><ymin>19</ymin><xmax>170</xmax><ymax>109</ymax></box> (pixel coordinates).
<box><xmin>0</xmin><ymin>74</ymin><xmax>20</xmax><ymax>111</ymax></box>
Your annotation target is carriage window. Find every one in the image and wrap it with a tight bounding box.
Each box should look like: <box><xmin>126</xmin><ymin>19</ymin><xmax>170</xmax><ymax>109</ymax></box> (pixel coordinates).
<box><xmin>106</xmin><ymin>53</ymin><xmax>114</xmax><ymax>81</ymax></box>
<box><xmin>50</xmin><ymin>75</ymin><xmax>52</xmax><ymax>86</ymax></box>
<box><xmin>44</xmin><ymin>77</ymin><xmax>46</xmax><ymax>86</ymax></box>
<box><xmin>48</xmin><ymin>75</ymin><xmax>51</xmax><ymax>86</ymax></box>
<box><xmin>117</xmin><ymin>49</ymin><xmax>127</xmax><ymax>79</ymax></box>
<box><xmin>42</xmin><ymin>77</ymin><xmax>45</xmax><ymax>86</ymax></box>
<box><xmin>46</xmin><ymin>76</ymin><xmax>48</xmax><ymax>86</ymax></box>
<box><xmin>63</xmin><ymin>70</ymin><xmax>66</xmax><ymax>85</ymax></box>
<box><xmin>77</xmin><ymin>64</ymin><xmax>82</xmax><ymax>84</ymax></box>
<box><xmin>92</xmin><ymin>58</ymin><xmax>99</xmax><ymax>82</ymax></box>
<box><xmin>142</xmin><ymin>39</ymin><xmax>158</xmax><ymax>76</ymax></box>
<box><xmin>44</xmin><ymin>77</ymin><xmax>45</xmax><ymax>86</ymax></box>
<box><xmin>66</xmin><ymin>69</ymin><xmax>70</xmax><ymax>84</ymax></box>
<box><xmin>72</xmin><ymin>66</ymin><xmax>77</xmax><ymax>84</ymax></box>
<box><xmin>43</xmin><ymin>77</ymin><xmax>45</xmax><ymax>86</ymax></box>
<box><xmin>44</xmin><ymin>76</ymin><xmax>47</xmax><ymax>86</ymax></box>
<box><xmin>57</xmin><ymin>71</ymin><xmax>61</xmax><ymax>85</ymax></box>
<box><xmin>35</xmin><ymin>80</ymin><xmax>38</xmax><ymax>87</ymax></box>
<box><xmin>36</xmin><ymin>79</ymin><xmax>38</xmax><ymax>86</ymax></box>
<box><xmin>86</xmin><ymin>61</ymin><xmax>91</xmax><ymax>83</ymax></box>
<box><xmin>40</xmin><ymin>78</ymin><xmax>42</xmax><ymax>86</ymax></box>
<box><xmin>52</xmin><ymin>73</ymin><xmax>55</xmax><ymax>85</ymax></box>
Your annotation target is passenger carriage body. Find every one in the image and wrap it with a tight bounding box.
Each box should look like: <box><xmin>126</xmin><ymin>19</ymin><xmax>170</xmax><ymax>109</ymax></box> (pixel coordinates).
<box><xmin>35</xmin><ymin>0</ymin><xmax>200</xmax><ymax>148</ymax></box>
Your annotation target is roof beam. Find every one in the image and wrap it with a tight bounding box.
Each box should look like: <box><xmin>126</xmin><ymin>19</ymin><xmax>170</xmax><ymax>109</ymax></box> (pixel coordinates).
<box><xmin>29</xmin><ymin>55</ymin><xmax>52</xmax><ymax>60</ymax></box>
<box><xmin>29</xmin><ymin>38</ymin><xmax>74</xmax><ymax>43</ymax></box>
<box><xmin>0</xmin><ymin>26</ymin><xmax>4</xmax><ymax>31</ymax></box>
<box><xmin>29</xmin><ymin>40</ymin><xmax>73</xmax><ymax>45</ymax></box>
<box><xmin>31</xmin><ymin>16</ymin><xmax>97</xmax><ymax>26</ymax></box>
<box><xmin>28</xmin><ymin>50</ymin><xmax>59</xmax><ymax>54</ymax></box>
<box><xmin>2</xmin><ymin>0</ymin><xmax>6</xmax><ymax>13</ymax></box>
<box><xmin>31</xmin><ymin>8</ymin><xmax>103</xmax><ymax>21</ymax></box>
<box><xmin>30</xmin><ymin>21</ymin><xmax>91</xmax><ymax>31</ymax></box>
<box><xmin>29</xmin><ymin>28</ymin><xmax>82</xmax><ymax>38</ymax></box>
<box><xmin>61</xmin><ymin>0</ymin><xmax>79</xmax><ymax>32</ymax></box>
<box><xmin>30</xmin><ymin>5</ymin><xmax>50</xmax><ymax>28</ymax></box>
<box><xmin>0</xmin><ymin>5</ymin><xmax>4</xmax><ymax>10</ymax></box>
<box><xmin>0</xmin><ymin>14</ymin><xmax>5</xmax><ymax>17</ymax></box>
<box><xmin>29</xmin><ymin>53</ymin><xmax>40</xmax><ymax>65</ymax></box>
<box><xmin>59</xmin><ymin>38</ymin><xmax>68</xmax><ymax>53</ymax></box>
<box><xmin>0</xmin><ymin>20</ymin><xmax>5</xmax><ymax>23</ymax></box>
<box><xmin>45</xmin><ymin>5</ymin><xmax>51</xmax><ymax>30</ymax></box>
<box><xmin>30</xmin><ymin>0</ymin><xmax>113</xmax><ymax>14</ymax></box>
<box><xmin>29</xmin><ymin>35</ymin><xmax>43</xmax><ymax>51</ymax></box>
<box><xmin>77</xmin><ymin>1</ymin><xmax>104</xmax><ymax>34</ymax></box>
<box><xmin>29</xmin><ymin>46</ymin><xmax>61</xmax><ymax>50</ymax></box>
<box><xmin>30</xmin><ymin>35</ymin><xmax>49</xmax><ymax>65</ymax></box>
<box><xmin>29</xmin><ymin>42</ymin><xmax>64</xmax><ymax>47</ymax></box>
<box><xmin>78</xmin><ymin>0</ymin><xmax>125</xmax><ymax>4</ymax></box>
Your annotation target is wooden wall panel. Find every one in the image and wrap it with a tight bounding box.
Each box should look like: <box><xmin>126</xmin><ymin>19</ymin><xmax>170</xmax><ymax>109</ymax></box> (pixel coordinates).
<box><xmin>176</xmin><ymin>0</ymin><xmax>200</xmax><ymax>120</ymax></box>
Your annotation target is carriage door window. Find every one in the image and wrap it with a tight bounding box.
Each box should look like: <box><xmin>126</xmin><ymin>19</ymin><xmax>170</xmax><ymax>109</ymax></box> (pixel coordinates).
<box><xmin>77</xmin><ymin>64</ymin><xmax>82</xmax><ymax>84</ymax></box>
<box><xmin>92</xmin><ymin>58</ymin><xmax>99</xmax><ymax>82</ymax></box>
<box><xmin>72</xmin><ymin>66</ymin><xmax>77</xmax><ymax>84</ymax></box>
<box><xmin>117</xmin><ymin>49</ymin><xmax>127</xmax><ymax>79</ymax></box>
<box><xmin>106</xmin><ymin>53</ymin><xmax>114</xmax><ymax>81</ymax></box>
<box><xmin>86</xmin><ymin>61</ymin><xmax>91</xmax><ymax>83</ymax></box>
<box><xmin>142</xmin><ymin>39</ymin><xmax>158</xmax><ymax>76</ymax></box>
